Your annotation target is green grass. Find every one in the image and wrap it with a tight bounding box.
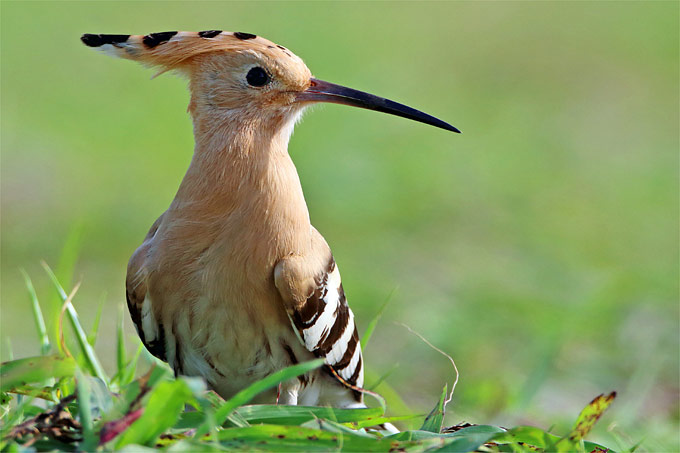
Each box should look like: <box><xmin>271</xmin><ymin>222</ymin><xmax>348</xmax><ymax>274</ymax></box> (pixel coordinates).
<box><xmin>1</xmin><ymin>1</ymin><xmax>677</xmax><ymax>451</ymax></box>
<box><xmin>1</xmin><ymin>269</ymin><xmax>622</xmax><ymax>452</ymax></box>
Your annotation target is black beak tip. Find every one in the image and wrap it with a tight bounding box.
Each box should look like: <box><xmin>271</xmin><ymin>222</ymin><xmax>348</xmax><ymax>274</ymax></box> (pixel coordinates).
<box><xmin>435</xmin><ymin>121</ymin><xmax>461</xmax><ymax>133</ymax></box>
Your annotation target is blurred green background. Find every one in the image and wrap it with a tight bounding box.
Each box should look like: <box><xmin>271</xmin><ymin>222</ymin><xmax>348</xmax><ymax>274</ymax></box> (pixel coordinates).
<box><xmin>1</xmin><ymin>1</ymin><xmax>677</xmax><ymax>450</ymax></box>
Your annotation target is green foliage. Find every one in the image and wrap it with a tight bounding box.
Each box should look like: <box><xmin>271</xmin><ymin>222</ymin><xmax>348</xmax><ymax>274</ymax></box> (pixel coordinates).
<box><xmin>0</xmin><ymin>270</ymin><xmax>628</xmax><ymax>452</ymax></box>
<box><xmin>361</xmin><ymin>291</ymin><xmax>394</xmax><ymax>350</ymax></box>
<box><xmin>215</xmin><ymin>360</ymin><xmax>324</xmax><ymax>424</ymax></box>
<box><xmin>20</xmin><ymin>270</ymin><xmax>49</xmax><ymax>356</ymax></box>
<box><xmin>0</xmin><ymin>355</ymin><xmax>75</xmax><ymax>393</ymax></box>
<box><xmin>115</xmin><ymin>379</ymin><xmax>195</xmax><ymax>448</ymax></box>
<box><xmin>420</xmin><ymin>385</ymin><xmax>447</xmax><ymax>433</ymax></box>
<box><xmin>235</xmin><ymin>404</ymin><xmax>383</xmax><ymax>426</ymax></box>
<box><xmin>564</xmin><ymin>392</ymin><xmax>617</xmax><ymax>444</ymax></box>
<box><xmin>40</xmin><ymin>262</ymin><xmax>107</xmax><ymax>384</ymax></box>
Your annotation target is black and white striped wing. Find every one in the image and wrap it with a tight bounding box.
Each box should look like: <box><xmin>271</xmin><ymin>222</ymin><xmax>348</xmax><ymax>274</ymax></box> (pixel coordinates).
<box><xmin>290</xmin><ymin>258</ymin><xmax>364</xmax><ymax>391</ymax></box>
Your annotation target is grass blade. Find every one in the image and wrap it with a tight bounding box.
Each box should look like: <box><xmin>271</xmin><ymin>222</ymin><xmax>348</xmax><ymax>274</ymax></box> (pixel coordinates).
<box><xmin>420</xmin><ymin>384</ymin><xmax>447</xmax><ymax>433</ymax></box>
<box><xmin>54</xmin><ymin>222</ymin><xmax>82</xmax><ymax>296</ymax></box>
<box><xmin>41</xmin><ymin>261</ymin><xmax>108</xmax><ymax>384</ymax></box>
<box><xmin>115</xmin><ymin>379</ymin><xmax>195</xmax><ymax>448</ymax></box>
<box><xmin>361</xmin><ymin>288</ymin><xmax>396</xmax><ymax>350</ymax></box>
<box><xmin>363</xmin><ymin>372</ymin><xmax>413</xmax><ymax>427</ymax></box>
<box><xmin>120</xmin><ymin>343</ymin><xmax>143</xmax><ymax>386</ymax></box>
<box><xmin>117</xmin><ymin>304</ymin><xmax>127</xmax><ymax>374</ymax></box>
<box><xmin>492</xmin><ymin>425</ymin><xmax>561</xmax><ymax>450</ymax></box>
<box><xmin>217</xmin><ymin>424</ymin><xmax>448</xmax><ymax>451</ymax></box>
<box><xmin>235</xmin><ymin>404</ymin><xmax>384</xmax><ymax>425</ymax></box>
<box><xmin>367</xmin><ymin>363</ymin><xmax>399</xmax><ymax>391</ymax></box>
<box><xmin>353</xmin><ymin>414</ymin><xmax>422</xmax><ymax>429</ymax></box>
<box><xmin>20</xmin><ymin>269</ymin><xmax>50</xmax><ymax>355</ymax></box>
<box><xmin>301</xmin><ymin>417</ymin><xmax>376</xmax><ymax>437</ymax></box>
<box><xmin>569</xmin><ymin>391</ymin><xmax>616</xmax><ymax>442</ymax></box>
<box><xmin>196</xmin><ymin>359</ymin><xmax>324</xmax><ymax>438</ymax></box>
<box><xmin>556</xmin><ymin>391</ymin><xmax>617</xmax><ymax>451</ymax></box>
<box><xmin>0</xmin><ymin>355</ymin><xmax>75</xmax><ymax>392</ymax></box>
<box><xmin>47</xmin><ymin>224</ymin><xmax>83</xmax><ymax>330</ymax></box>
<box><xmin>437</xmin><ymin>425</ymin><xmax>505</xmax><ymax>452</ymax></box>
<box><xmin>87</xmin><ymin>296</ymin><xmax>105</xmax><ymax>347</ymax></box>
<box><xmin>75</xmin><ymin>368</ymin><xmax>95</xmax><ymax>448</ymax></box>
<box><xmin>0</xmin><ymin>393</ymin><xmax>36</xmax><ymax>444</ymax></box>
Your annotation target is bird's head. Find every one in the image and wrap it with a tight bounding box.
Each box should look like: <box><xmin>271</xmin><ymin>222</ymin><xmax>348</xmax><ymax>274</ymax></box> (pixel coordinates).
<box><xmin>81</xmin><ymin>30</ymin><xmax>459</xmax><ymax>133</ymax></box>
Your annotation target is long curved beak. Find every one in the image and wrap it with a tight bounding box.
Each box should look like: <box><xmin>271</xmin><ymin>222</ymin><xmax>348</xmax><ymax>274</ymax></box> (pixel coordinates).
<box><xmin>296</xmin><ymin>78</ymin><xmax>460</xmax><ymax>133</ymax></box>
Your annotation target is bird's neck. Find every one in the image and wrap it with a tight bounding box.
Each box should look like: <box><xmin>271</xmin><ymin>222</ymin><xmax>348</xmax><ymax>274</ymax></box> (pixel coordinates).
<box><xmin>169</xmin><ymin>110</ymin><xmax>312</xmax><ymax>251</ymax></box>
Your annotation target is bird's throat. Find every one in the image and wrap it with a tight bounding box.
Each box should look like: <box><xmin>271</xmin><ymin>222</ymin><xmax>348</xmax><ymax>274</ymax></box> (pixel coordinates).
<box><xmin>169</xmin><ymin>112</ymin><xmax>313</xmax><ymax>255</ymax></box>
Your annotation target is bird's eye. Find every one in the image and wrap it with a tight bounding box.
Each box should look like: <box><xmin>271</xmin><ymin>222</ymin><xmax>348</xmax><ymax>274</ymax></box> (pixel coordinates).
<box><xmin>246</xmin><ymin>67</ymin><xmax>270</xmax><ymax>87</ymax></box>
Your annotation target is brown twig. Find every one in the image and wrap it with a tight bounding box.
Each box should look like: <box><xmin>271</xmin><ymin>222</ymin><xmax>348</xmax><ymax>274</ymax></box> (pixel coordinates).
<box><xmin>6</xmin><ymin>394</ymin><xmax>80</xmax><ymax>446</ymax></box>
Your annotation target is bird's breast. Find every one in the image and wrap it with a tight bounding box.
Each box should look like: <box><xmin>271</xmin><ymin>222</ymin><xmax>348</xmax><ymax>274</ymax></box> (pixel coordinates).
<box><xmin>138</xmin><ymin>207</ymin><xmax>314</xmax><ymax>397</ymax></box>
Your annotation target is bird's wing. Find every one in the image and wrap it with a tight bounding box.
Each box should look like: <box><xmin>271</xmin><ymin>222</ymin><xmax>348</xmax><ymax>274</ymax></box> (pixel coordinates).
<box><xmin>275</xmin><ymin>255</ymin><xmax>364</xmax><ymax>392</ymax></box>
<box><xmin>125</xmin><ymin>214</ymin><xmax>168</xmax><ymax>363</ymax></box>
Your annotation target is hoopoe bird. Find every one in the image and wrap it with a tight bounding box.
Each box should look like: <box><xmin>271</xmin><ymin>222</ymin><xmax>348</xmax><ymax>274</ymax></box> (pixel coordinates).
<box><xmin>82</xmin><ymin>30</ymin><xmax>458</xmax><ymax>408</ymax></box>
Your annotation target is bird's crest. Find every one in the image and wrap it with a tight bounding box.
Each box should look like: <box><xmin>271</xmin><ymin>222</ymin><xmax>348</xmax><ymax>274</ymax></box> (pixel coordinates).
<box><xmin>80</xmin><ymin>30</ymin><xmax>300</xmax><ymax>75</ymax></box>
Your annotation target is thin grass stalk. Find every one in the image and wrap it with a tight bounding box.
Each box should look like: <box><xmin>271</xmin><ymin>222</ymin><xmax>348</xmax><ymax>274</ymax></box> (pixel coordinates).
<box><xmin>361</xmin><ymin>287</ymin><xmax>396</xmax><ymax>350</ymax></box>
<box><xmin>88</xmin><ymin>297</ymin><xmax>105</xmax><ymax>347</ymax></box>
<box><xmin>367</xmin><ymin>362</ymin><xmax>399</xmax><ymax>391</ymax></box>
<box><xmin>397</xmin><ymin>322</ymin><xmax>459</xmax><ymax>408</ymax></box>
<box><xmin>117</xmin><ymin>304</ymin><xmax>126</xmax><ymax>374</ymax></box>
<box><xmin>41</xmin><ymin>261</ymin><xmax>108</xmax><ymax>384</ymax></box>
<box><xmin>20</xmin><ymin>269</ymin><xmax>50</xmax><ymax>355</ymax></box>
